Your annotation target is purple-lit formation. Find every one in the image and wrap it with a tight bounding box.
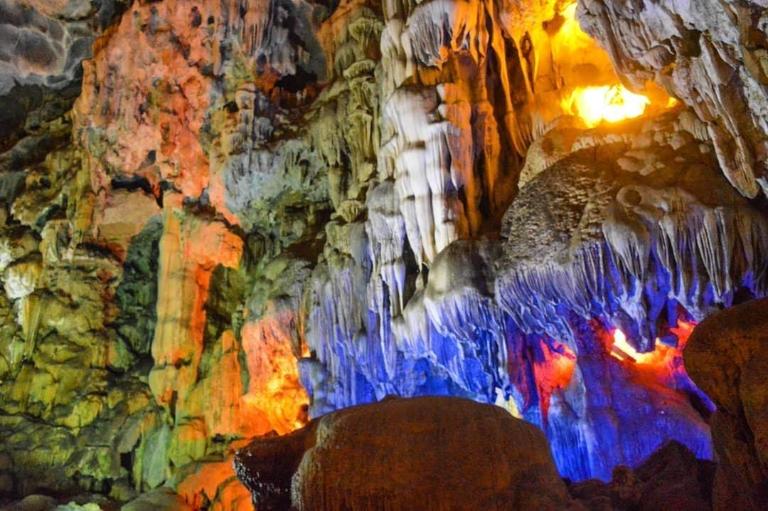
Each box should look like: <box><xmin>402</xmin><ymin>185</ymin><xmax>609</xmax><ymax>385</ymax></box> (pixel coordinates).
<box><xmin>3</xmin><ymin>0</ymin><xmax>768</xmax><ymax>509</ymax></box>
<box><xmin>301</xmin><ymin>111</ymin><xmax>768</xmax><ymax>481</ymax></box>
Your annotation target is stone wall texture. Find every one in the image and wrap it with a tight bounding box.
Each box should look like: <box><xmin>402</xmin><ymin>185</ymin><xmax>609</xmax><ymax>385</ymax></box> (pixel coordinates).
<box><xmin>1</xmin><ymin>0</ymin><xmax>768</xmax><ymax>509</ymax></box>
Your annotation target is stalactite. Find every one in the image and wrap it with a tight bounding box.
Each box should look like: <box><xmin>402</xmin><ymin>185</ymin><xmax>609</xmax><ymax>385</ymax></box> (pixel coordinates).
<box><xmin>4</xmin><ymin>0</ymin><xmax>768</xmax><ymax>505</ymax></box>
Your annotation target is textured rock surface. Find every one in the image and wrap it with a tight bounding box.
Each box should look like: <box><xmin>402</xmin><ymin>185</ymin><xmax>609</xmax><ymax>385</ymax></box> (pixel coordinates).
<box><xmin>493</xmin><ymin>110</ymin><xmax>768</xmax><ymax>479</ymax></box>
<box><xmin>1</xmin><ymin>0</ymin><xmax>768</xmax><ymax>506</ymax></box>
<box><xmin>579</xmin><ymin>0</ymin><xmax>768</xmax><ymax>199</ymax></box>
<box><xmin>686</xmin><ymin>298</ymin><xmax>768</xmax><ymax>511</ymax></box>
<box><xmin>305</xmin><ymin>106</ymin><xmax>768</xmax><ymax>480</ymax></box>
<box><xmin>234</xmin><ymin>425</ymin><xmax>316</xmax><ymax>510</ymax></box>
<box><xmin>0</xmin><ymin>0</ymin><xmax>319</xmax><ymax>503</ymax></box>
<box><xmin>235</xmin><ymin>396</ymin><xmax>575</xmax><ymax>510</ymax></box>
<box><xmin>568</xmin><ymin>441</ymin><xmax>715</xmax><ymax>511</ymax></box>
<box><xmin>0</xmin><ymin>0</ymin><xmax>128</xmax><ymax>173</ymax></box>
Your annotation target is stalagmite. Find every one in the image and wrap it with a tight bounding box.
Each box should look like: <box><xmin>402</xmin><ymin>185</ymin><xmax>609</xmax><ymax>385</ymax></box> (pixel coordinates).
<box><xmin>3</xmin><ymin>0</ymin><xmax>768</xmax><ymax>507</ymax></box>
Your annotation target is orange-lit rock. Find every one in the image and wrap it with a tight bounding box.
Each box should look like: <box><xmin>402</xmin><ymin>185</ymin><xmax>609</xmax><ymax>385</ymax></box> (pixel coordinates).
<box><xmin>149</xmin><ymin>195</ymin><xmax>243</xmax><ymax>407</ymax></box>
<box><xmin>235</xmin><ymin>397</ymin><xmax>575</xmax><ymax>510</ymax></box>
<box><xmin>497</xmin><ymin>1</ymin><xmax>676</xmax><ymax>133</ymax></box>
<box><xmin>178</xmin><ymin>320</ymin><xmax>307</xmax><ymax>443</ymax></box>
<box><xmin>607</xmin><ymin>321</ymin><xmax>698</xmax><ymax>391</ymax></box>
<box><xmin>519</xmin><ymin>0</ymin><xmax>620</xmax><ymax>130</ymax></box>
<box><xmin>75</xmin><ymin>0</ymin><xmax>214</xmax><ymax>200</ymax></box>
<box><xmin>143</xmin><ymin>193</ymin><xmax>309</xmax><ymax>504</ymax></box>
<box><xmin>181</xmin><ymin>331</ymin><xmax>252</xmax><ymax>438</ymax></box>
<box><xmin>241</xmin><ymin>309</ymin><xmax>310</xmax><ymax>435</ymax></box>
<box><xmin>532</xmin><ymin>339</ymin><xmax>577</xmax><ymax>421</ymax></box>
<box><xmin>95</xmin><ymin>189</ymin><xmax>161</xmax><ymax>259</ymax></box>
<box><xmin>177</xmin><ymin>456</ymin><xmax>252</xmax><ymax>511</ymax></box>
<box><xmin>5</xmin><ymin>0</ymin><xmax>768</xmax><ymax>506</ymax></box>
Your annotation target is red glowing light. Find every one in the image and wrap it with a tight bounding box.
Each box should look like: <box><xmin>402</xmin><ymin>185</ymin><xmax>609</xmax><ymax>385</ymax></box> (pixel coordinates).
<box><xmin>608</xmin><ymin>320</ymin><xmax>698</xmax><ymax>377</ymax></box>
<box><xmin>533</xmin><ymin>339</ymin><xmax>577</xmax><ymax>420</ymax></box>
<box><xmin>670</xmin><ymin>320</ymin><xmax>696</xmax><ymax>350</ymax></box>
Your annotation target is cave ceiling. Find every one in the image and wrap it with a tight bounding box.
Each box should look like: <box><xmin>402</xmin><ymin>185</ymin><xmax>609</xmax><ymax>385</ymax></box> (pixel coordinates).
<box><xmin>1</xmin><ymin>0</ymin><xmax>768</xmax><ymax>508</ymax></box>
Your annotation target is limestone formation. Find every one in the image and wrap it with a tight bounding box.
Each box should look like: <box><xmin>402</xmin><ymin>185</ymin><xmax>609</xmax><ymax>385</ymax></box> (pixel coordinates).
<box><xmin>685</xmin><ymin>298</ymin><xmax>768</xmax><ymax>511</ymax></box>
<box><xmin>0</xmin><ymin>0</ymin><xmax>128</xmax><ymax>174</ymax></box>
<box><xmin>235</xmin><ymin>396</ymin><xmax>575</xmax><ymax>510</ymax></box>
<box><xmin>579</xmin><ymin>0</ymin><xmax>768</xmax><ymax>198</ymax></box>
<box><xmin>1</xmin><ymin>0</ymin><xmax>768</xmax><ymax>508</ymax></box>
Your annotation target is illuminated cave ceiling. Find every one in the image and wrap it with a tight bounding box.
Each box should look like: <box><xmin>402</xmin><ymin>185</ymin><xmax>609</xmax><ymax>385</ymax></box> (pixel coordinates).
<box><xmin>1</xmin><ymin>0</ymin><xmax>768</xmax><ymax>508</ymax></box>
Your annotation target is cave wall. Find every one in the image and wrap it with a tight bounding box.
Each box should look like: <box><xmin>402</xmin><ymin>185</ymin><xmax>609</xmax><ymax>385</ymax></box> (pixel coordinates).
<box><xmin>1</xmin><ymin>0</ymin><xmax>768</xmax><ymax>506</ymax></box>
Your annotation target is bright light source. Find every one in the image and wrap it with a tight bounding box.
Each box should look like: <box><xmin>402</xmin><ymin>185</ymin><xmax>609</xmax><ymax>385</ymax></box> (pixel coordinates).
<box><xmin>611</xmin><ymin>328</ymin><xmax>638</xmax><ymax>361</ymax></box>
<box><xmin>610</xmin><ymin>327</ymin><xmax>652</xmax><ymax>363</ymax></box>
<box><xmin>562</xmin><ymin>85</ymin><xmax>651</xmax><ymax>127</ymax></box>
<box><xmin>556</xmin><ymin>3</ymin><xmax>591</xmax><ymax>44</ymax></box>
<box><xmin>555</xmin><ymin>2</ymin><xmax>665</xmax><ymax>128</ymax></box>
<box><xmin>610</xmin><ymin>320</ymin><xmax>697</xmax><ymax>366</ymax></box>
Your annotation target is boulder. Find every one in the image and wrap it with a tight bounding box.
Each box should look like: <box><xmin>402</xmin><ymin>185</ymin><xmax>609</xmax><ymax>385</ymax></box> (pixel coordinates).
<box><xmin>235</xmin><ymin>396</ymin><xmax>576</xmax><ymax>510</ymax></box>
<box><xmin>1</xmin><ymin>495</ymin><xmax>56</xmax><ymax>511</ymax></box>
<box><xmin>685</xmin><ymin>298</ymin><xmax>768</xmax><ymax>510</ymax></box>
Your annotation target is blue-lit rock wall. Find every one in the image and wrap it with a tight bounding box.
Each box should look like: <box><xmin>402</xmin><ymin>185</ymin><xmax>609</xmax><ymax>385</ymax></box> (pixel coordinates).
<box><xmin>300</xmin><ymin>113</ymin><xmax>768</xmax><ymax>481</ymax></box>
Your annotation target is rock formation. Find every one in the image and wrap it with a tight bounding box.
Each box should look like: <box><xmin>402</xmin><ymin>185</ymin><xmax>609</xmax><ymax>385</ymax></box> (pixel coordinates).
<box><xmin>1</xmin><ymin>0</ymin><xmax>768</xmax><ymax>509</ymax></box>
<box><xmin>234</xmin><ymin>397</ymin><xmax>719</xmax><ymax>510</ymax></box>
<box><xmin>568</xmin><ymin>440</ymin><xmax>716</xmax><ymax>511</ymax></box>
<box><xmin>579</xmin><ymin>0</ymin><xmax>768</xmax><ymax>199</ymax></box>
<box><xmin>686</xmin><ymin>298</ymin><xmax>768</xmax><ymax>511</ymax></box>
<box><xmin>235</xmin><ymin>396</ymin><xmax>575</xmax><ymax>511</ymax></box>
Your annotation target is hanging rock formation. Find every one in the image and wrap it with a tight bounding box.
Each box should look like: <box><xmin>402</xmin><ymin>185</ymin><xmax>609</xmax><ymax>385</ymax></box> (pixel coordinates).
<box><xmin>578</xmin><ymin>0</ymin><xmax>768</xmax><ymax>198</ymax></box>
<box><xmin>1</xmin><ymin>0</ymin><xmax>768</xmax><ymax>508</ymax></box>
<box><xmin>0</xmin><ymin>0</ymin><xmax>129</xmax><ymax>175</ymax></box>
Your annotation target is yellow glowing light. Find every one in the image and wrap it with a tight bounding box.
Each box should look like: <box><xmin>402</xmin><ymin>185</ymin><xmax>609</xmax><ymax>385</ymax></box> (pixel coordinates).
<box><xmin>562</xmin><ymin>2</ymin><xmax>577</xmax><ymax>19</ymax></box>
<box><xmin>555</xmin><ymin>2</ymin><xmax>661</xmax><ymax>127</ymax></box>
<box><xmin>610</xmin><ymin>328</ymin><xmax>654</xmax><ymax>363</ymax></box>
<box><xmin>611</xmin><ymin>328</ymin><xmax>635</xmax><ymax>361</ymax></box>
<box><xmin>562</xmin><ymin>85</ymin><xmax>651</xmax><ymax>127</ymax></box>
<box><xmin>610</xmin><ymin>328</ymin><xmax>672</xmax><ymax>365</ymax></box>
<box><xmin>557</xmin><ymin>3</ymin><xmax>593</xmax><ymax>48</ymax></box>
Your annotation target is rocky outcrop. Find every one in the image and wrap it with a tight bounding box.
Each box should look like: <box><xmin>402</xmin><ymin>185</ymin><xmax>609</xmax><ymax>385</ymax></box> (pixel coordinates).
<box><xmin>302</xmin><ymin>0</ymin><xmax>654</xmax><ymax>425</ymax></box>
<box><xmin>0</xmin><ymin>0</ymin><xmax>128</xmax><ymax>173</ymax></box>
<box><xmin>304</xmin><ymin>105</ymin><xmax>768</xmax><ymax>480</ymax></box>
<box><xmin>234</xmin><ymin>425</ymin><xmax>315</xmax><ymax>510</ymax></box>
<box><xmin>0</xmin><ymin>0</ymin><xmax>321</xmax><ymax>501</ymax></box>
<box><xmin>2</xmin><ymin>0</ymin><xmax>768</xmax><ymax>506</ymax></box>
<box><xmin>492</xmin><ymin>111</ymin><xmax>738</xmax><ymax>480</ymax></box>
<box><xmin>0</xmin><ymin>131</ymin><xmax>161</xmax><ymax>498</ymax></box>
<box><xmin>235</xmin><ymin>396</ymin><xmax>575</xmax><ymax>511</ymax></box>
<box><xmin>236</xmin><ymin>404</ymin><xmax>720</xmax><ymax>511</ymax></box>
<box><xmin>569</xmin><ymin>441</ymin><xmax>715</xmax><ymax>511</ymax></box>
<box><xmin>685</xmin><ymin>298</ymin><xmax>768</xmax><ymax>511</ymax></box>
<box><xmin>578</xmin><ymin>0</ymin><xmax>768</xmax><ymax>199</ymax></box>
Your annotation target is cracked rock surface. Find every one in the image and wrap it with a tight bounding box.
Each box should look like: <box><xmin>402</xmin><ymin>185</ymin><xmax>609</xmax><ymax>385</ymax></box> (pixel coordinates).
<box><xmin>1</xmin><ymin>0</ymin><xmax>768</xmax><ymax>507</ymax></box>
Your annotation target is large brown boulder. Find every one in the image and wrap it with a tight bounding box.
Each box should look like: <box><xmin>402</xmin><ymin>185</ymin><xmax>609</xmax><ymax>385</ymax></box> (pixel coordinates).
<box><xmin>685</xmin><ymin>298</ymin><xmax>768</xmax><ymax>510</ymax></box>
<box><xmin>235</xmin><ymin>396</ymin><xmax>576</xmax><ymax>510</ymax></box>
